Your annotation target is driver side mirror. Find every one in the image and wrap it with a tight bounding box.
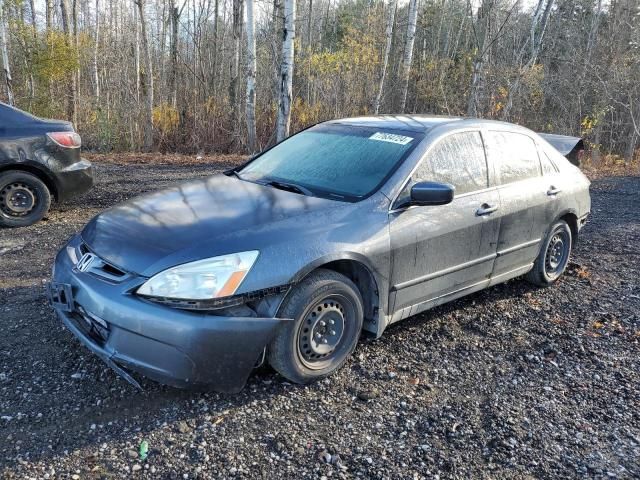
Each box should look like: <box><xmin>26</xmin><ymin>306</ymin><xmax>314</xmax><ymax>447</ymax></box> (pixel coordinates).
<box><xmin>409</xmin><ymin>181</ymin><xmax>455</xmax><ymax>206</ymax></box>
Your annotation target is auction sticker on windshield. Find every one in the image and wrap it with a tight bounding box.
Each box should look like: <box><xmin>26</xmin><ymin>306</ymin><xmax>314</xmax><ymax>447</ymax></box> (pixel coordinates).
<box><xmin>369</xmin><ymin>132</ymin><xmax>414</xmax><ymax>145</ymax></box>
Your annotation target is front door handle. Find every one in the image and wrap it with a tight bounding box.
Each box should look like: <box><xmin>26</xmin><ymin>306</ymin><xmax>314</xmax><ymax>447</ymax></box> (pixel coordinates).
<box><xmin>476</xmin><ymin>203</ymin><xmax>498</xmax><ymax>216</ymax></box>
<box><xmin>547</xmin><ymin>186</ymin><xmax>562</xmax><ymax>196</ymax></box>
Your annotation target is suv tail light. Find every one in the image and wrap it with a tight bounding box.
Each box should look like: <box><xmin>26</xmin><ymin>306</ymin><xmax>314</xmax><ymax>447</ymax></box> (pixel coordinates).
<box><xmin>47</xmin><ymin>132</ymin><xmax>82</xmax><ymax>148</ymax></box>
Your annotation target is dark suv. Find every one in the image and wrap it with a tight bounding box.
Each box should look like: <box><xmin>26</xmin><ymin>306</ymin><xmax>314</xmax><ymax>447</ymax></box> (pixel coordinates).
<box><xmin>0</xmin><ymin>102</ymin><xmax>93</xmax><ymax>227</ymax></box>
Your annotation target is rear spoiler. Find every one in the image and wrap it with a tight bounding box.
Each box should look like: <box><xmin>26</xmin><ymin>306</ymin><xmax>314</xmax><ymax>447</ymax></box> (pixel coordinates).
<box><xmin>538</xmin><ymin>133</ymin><xmax>585</xmax><ymax>167</ymax></box>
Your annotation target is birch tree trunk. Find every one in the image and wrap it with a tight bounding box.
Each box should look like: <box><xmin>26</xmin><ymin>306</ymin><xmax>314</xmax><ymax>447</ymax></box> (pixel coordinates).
<box><xmin>466</xmin><ymin>0</ymin><xmax>495</xmax><ymax>117</ymax></box>
<box><xmin>229</xmin><ymin>0</ymin><xmax>242</xmax><ymax>131</ymax></box>
<box><xmin>0</xmin><ymin>3</ymin><xmax>13</xmax><ymax>105</ymax></box>
<box><xmin>93</xmin><ymin>0</ymin><xmax>100</xmax><ymax>101</ymax></box>
<box><xmin>136</xmin><ymin>0</ymin><xmax>154</xmax><ymax>151</ymax></box>
<box><xmin>46</xmin><ymin>0</ymin><xmax>53</xmax><ymax>30</ymax></box>
<box><xmin>399</xmin><ymin>0</ymin><xmax>418</xmax><ymax>113</ymax></box>
<box><xmin>373</xmin><ymin>0</ymin><xmax>396</xmax><ymax>114</ymax></box>
<box><xmin>276</xmin><ymin>0</ymin><xmax>295</xmax><ymax>142</ymax></box>
<box><xmin>245</xmin><ymin>0</ymin><xmax>257</xmax><ymax>152</ymax></box>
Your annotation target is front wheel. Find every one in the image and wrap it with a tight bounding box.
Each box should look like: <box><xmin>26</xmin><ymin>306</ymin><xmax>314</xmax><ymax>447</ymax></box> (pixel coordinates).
<box><xmin>267</xmin><ymin>269</ymin><xmax>364</xmax><ymax>384</ymax></box>
<box><xmin>526</xmin><ymin>220</ymin><xmax>572</xmax><ymax>287</ymax></box>
<box><xmin>0</xmin><ymin>170</ymin><xmax>51</xmax><ymax>228</ymax></box>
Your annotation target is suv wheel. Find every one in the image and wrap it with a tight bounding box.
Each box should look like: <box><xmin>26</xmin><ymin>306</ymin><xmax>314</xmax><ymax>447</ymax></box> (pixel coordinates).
<box><xmin>268</xmin><ymin>269</ymin><xmax>364</xmax><ymax>384</ymax></box>
<box><xmin>0</xmin><ymin>171</ymin><xmax>52</xmax><ymax>228</ymax></box>
<box><xmin>526</xmin><ymin>219</ymin><xmax>572</xmax><ymax>286</ymax></box>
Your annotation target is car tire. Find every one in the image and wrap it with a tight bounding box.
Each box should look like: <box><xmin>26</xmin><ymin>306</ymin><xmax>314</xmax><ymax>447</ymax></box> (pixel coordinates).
<box><xmin>526</xmin><ymin>219</ymin><xmax>572</xmax><ymax>287</ymax></box>
<box><xmin>267</xmin><ymin>269</ymin><xmax>364</xmax><ymax>384</ymax></box>
<box><xmin>0</xmin><ymin>171</ymin><xmax>51</xmax><ymax>228</ymax></box>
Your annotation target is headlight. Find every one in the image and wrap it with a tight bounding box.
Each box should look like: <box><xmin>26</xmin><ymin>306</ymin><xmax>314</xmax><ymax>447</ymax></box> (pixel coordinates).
<box><xmin>137</xmin><ymin>251</ymin><xmax>259</xmax><ymax>300</ymax></box>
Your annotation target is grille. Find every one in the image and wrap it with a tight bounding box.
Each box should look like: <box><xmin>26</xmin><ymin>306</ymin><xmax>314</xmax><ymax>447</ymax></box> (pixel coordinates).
<box><xmin>77</xmin><ymin>243</ymin><xmax>129</xmax><ymax>282</ymax></box>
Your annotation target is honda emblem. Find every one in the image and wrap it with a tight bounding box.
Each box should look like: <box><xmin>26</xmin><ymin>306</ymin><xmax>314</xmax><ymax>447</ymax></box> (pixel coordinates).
<box><xmin>76</xmin><ymin>253</ymin><xmax>96</xmax><ymax>272</ymax></box>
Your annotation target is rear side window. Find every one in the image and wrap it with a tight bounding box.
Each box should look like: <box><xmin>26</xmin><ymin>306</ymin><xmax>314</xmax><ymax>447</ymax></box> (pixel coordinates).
<box><xmin>490</xmin><ymin>131</ymin><xmax>540</xmax><ymax>184</ymax></box>
<box><xmin>541</xmin><ymin>151</ymin><xmax>559</xmax><ymax>175</ymax></box>
<box><xmin>411</xmin><ymin>131</ymin><xmax>488</xmax><ymax>196</ymax></box>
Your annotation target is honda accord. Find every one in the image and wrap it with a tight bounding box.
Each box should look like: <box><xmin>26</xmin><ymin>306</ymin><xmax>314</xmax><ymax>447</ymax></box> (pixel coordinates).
<box><xmin>48</xmin><ymin>116</ymin><xmax>591</xmax><ymax>392</ymax></box>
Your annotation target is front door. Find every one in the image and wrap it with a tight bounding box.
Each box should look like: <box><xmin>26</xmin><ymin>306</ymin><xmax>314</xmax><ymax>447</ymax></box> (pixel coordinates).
<box><xmin>388</xmin><ymin>130</ymin><xmax>501</xmax><ymax>320</ymax></box>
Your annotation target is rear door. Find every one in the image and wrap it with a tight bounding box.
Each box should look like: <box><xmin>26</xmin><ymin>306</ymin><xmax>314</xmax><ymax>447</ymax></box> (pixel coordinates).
<box><xmin>388</xmin><ymin>130</ymin><xmax>501</xmax><ymax>319</ymax></box>
<box><xmin>534</xmin><ymin>141</ymin><xmax>571</xmax><ymax>233</ymax></box>
<box><xmin>485</xmin><ymin>130</ymin><xmax>548</xmax><ymax>278</ymax></box>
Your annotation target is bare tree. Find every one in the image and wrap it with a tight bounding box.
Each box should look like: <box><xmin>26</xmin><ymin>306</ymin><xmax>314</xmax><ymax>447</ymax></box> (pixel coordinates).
<box><xmin>168</xmin><ymin>0</ymin><xmax>186</xmax><ymax>107</ymax></box>
<box><xmin>136</xmin><ymin>0</ymin><xmax>154</xmax><ymax>151</ymax></box>
<box><xmin>93</xmin><ymin>0</ymin><xmax>100</xmax><ymax>101</ymax></box>
<box><xmin>399</xmin><ymin>0</ymin><xmax>418</xmax><ymax>113</ymax></box>
<box><xmin>60</xmin><ymin>0</ymin><xmax>78</xmax><ymax>125</ymax></box>
<box><xmin>501</xmin><ymin>0</ymin><xmax>554</xmax><ymax>119</ymax></box>
<box><xmin>0</xmin><ymin>2</ymin><xmax>13</xmax><ymax>105</ymax></box>
<box><xmin>374</xmin><ymin>0</ymin><xmax>397</xmax><ymax>114</ymax></box>
<box><xmin>46</xmin><ymin>0</ymin><xmax>53</xmax><ymax>30</ymax></box>
<box><xmin>276</xmin><ymin>0</ymin><xmax>295</xmax><ymax>141</ymax></box>
<box><xmin>245</xmin><ymin>0</ymin><xmax>257</xmax><ymax>152</ymax></box>
<box><xmin>0</xmin><ymin>0</ymin><xmax>635</xmax><ymax>161</ymax></box>
<box><xmin>229</xmin><ymin>0</ymin><xmax>243</xmax><ymax>132</ymax></box>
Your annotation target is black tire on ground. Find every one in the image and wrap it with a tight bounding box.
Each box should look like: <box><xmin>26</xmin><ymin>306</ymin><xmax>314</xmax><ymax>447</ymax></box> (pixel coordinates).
<box><xmin>526</xmin><ymin>219</ymin><xmax>572</xmax><ymax>287</ymax></box>
<box><xmin>267</xmin><ymin>268</ymin><xmax>364</xmax><ymax>384</ymax></box>
<box><xmin>0</xmin><ymin>170</ymin><xmax>52</xmax><ymax>228</ymax></box>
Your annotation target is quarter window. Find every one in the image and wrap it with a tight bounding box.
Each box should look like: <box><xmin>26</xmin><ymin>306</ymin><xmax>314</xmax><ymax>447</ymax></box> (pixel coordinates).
<box><xmin>410</xmin><ymin>131</ymin><xmax>489</xmax><ymax>196</ymax></box>
<box><xmin>490</xmin><ymin>131</ymin><xmax>541</xmax><ymax>184</ymax></box>
<box><xmin>541</xmin><ymin>151</ymin><xmax>558</xmax><ymax>175</ymax></box>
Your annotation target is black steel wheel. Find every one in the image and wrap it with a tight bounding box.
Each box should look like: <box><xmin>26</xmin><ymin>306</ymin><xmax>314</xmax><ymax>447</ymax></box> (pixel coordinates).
<box><xmin>0</xmin><ymin>171</ymin><xmax>51</xmax><ymax>228</ymax></box>
<box><xmin>526</xmin><ymin>220</ymin><xmax>572</xmax><ymax>286</ymax></box>
<box><xmin>268</xmin><ymin>269</ymin><xmax>364</xmax><ymax>384</ymax></box>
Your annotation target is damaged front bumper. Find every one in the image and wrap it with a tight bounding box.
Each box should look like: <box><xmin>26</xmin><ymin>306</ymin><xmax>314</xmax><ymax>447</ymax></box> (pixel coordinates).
<box><xmin>48</xmin><ymin>238</ymin><xmax>287</xmax><ymax>393</ymax></box>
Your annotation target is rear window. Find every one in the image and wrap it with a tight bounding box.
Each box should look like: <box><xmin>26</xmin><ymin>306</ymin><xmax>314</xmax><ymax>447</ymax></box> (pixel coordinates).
<box><xmin>240</xmin><ymin>125</ymin><xmax>423</xmax><ymax>201</ymax></box>
<box><xmin>490</xmin><ymin>131</ymin><xmax>541</xmax><ymax>184</ymax></box>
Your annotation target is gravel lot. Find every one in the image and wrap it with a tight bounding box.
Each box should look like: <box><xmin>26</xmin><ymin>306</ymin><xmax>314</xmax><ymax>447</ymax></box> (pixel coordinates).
<box><xmin>1</xmin><ymin>158</ymin><xmax>639</xmax><ymax>479</ymax></box>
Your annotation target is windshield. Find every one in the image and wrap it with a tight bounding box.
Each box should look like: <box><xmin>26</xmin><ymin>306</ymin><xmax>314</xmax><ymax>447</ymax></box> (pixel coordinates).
<box><xmin>238</xmin><ymin>124</ymin><xmax>422</xmax><ymax>201</ymax></box>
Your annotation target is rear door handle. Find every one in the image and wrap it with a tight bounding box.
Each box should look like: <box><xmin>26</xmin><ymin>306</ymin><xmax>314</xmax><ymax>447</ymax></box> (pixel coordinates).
<box><xmin>476</xmin><ymin>203</ymin><xmax>498</xmax><ymax>216</ymax></box>
<box><xmin>547</xmin><ymin>186</ymin><xmax>562</xmax><ymax>196</ymax></box>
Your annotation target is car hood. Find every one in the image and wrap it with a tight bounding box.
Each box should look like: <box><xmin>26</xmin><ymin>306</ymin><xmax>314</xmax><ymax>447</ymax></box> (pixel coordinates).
<box><xmin>81</xmin><ymin>174</ymin><xmax>343</xmax><ymax>276</ymax></box>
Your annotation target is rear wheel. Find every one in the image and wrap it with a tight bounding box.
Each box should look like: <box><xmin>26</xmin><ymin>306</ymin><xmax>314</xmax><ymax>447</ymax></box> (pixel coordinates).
<box><xmin>0</xmin><ymin>171</ymin><xmax>51</xmax><ymax>228</ymax></box>
<box><xmin>526</xmin><ymin>220</ymin><xmax>572</xmax><ymax>286</ymax></box>
<box><xmin>267</xmin><ymin>269</ymin><xmax>363</xmax><ymax>384</ymax></box>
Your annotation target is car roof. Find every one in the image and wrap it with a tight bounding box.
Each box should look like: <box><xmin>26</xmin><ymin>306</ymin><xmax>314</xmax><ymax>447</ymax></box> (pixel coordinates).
<box><xmin>324</xmin><ymin>115</ymin><xmax>532</xmax><ymax>134</ymax></box>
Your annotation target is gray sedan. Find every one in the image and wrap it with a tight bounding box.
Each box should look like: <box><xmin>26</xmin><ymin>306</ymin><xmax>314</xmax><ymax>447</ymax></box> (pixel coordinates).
<box><xmin>48</xmin><ymin>116</ymin><xmax>591</xmax><ymax>392</ymax></box>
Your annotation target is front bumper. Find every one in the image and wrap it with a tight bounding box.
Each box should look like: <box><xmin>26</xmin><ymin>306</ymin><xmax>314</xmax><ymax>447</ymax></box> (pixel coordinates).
<box><xmin>49</xmin><ymin>239</ymin><xmax>285</xmax><ymax>392</ymax></box>
<box><xmin>53</xmin><ymin>158</ymin><xmax>94</xmax><ymax>203</ymax></box>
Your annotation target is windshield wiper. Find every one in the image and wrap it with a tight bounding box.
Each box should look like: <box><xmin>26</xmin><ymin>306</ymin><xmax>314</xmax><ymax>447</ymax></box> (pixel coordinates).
<box><xmin>264</xmin><ymin>180</ymin><xmax>313</xmax><ymax>196</ymax></box>
<box><xmin>226</xmin><ymin>169</ymin><xmax>244</xmax><ymax>180</ymax></box>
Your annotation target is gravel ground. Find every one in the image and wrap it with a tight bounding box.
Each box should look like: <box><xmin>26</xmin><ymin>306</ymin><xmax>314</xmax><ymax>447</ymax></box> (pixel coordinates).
<box><xmin>1</xmin><ymin>159</ymin><xmax>639</xmax><ymax>479</ymax></box>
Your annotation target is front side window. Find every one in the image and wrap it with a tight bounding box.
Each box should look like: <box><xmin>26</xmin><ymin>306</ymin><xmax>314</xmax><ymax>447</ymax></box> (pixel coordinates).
<box><xmin>490</xmin><ymin>131</ymin><xmax>541</xmax><ymax>184</ymax></box>
<box><xmin>408</xmin><ymin>131</ymin><xmax>489</xmax><ymax>197</ymax></box>
<box><xmin>239</xmin><ymin>125</ymin><xmax>422</xmax><ymax>201</ymax></box>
